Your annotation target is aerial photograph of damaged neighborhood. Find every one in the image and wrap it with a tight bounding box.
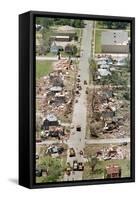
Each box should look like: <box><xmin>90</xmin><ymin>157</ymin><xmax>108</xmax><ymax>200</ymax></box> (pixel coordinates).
<box><xmin>35</xmin><ymin>17</ymin><xmax>131</xmax><ymax>183</ymax></box>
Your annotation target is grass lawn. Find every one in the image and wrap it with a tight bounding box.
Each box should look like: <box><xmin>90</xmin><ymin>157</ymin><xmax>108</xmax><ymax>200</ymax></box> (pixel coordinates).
<box><xmin>36</xmin><ymin>60</ymin><xmax>54</xmax><ymax>79</ymax></box>
<box><xmin>35</xmin><ymin>144</ymin><xmax>67</xmax><ymax>183</ymax></box>
<box><xmin>83</xmin><ymin>159</ymin><xmax>130</xmax><ymax>180</ymax></box>
<box><xmin>45</xmin><ymin>51</ymin><xmax>71</xmax><ymax>58</ymax></box>
<box><xmin>95</xmin><ymin>30</ymin><xmax>102</xmax><ymax>53</ymax></box>
<box><xmin>45</xmin><ymin>52</ymin><xmax>57</xmax><ymax>57</ymax></box>
<box><xmin>96</xmin><ymin>21</ymin><xmax>106</xmax><ymax>29</ymax></box>
<box><xmin>36</xmin><ymin>156</ymin><xmax>67</xmax><ymax>183</ymax></box>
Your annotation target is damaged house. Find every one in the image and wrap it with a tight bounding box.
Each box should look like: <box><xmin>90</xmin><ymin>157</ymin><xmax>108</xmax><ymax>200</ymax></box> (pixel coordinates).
<box><xmin>41</xmin><ymin>114</ymin><xmax>65</xmax><ymax>138</ymax></box>
<box><xmin>42</xmin><ymin>114</ymin><xmax>59</xmax><ymax>130</ymax></box>
<box><xmin>49</xmin><ymin>86</ymin><xmax>63</xmax><ymax>93</ymax></box>
<box><xmin>104</xmin><ymin>165</ymin><xmax>121</xmax><ymax>178</ymax></box>
<box><xmin>49</xmin><ymin>92</ymin><xmax>66</xmax><ymax>106</ymax></box>
<box><xmin>102</xmin><ymin>110</ymin><xmax>115</xmax><ymax>120</ymax></box>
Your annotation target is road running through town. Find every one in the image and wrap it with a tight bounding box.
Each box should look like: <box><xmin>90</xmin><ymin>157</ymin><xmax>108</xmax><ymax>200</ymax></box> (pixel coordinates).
<box><xmin>64</xmin><ymin>21</ymin><xmax>93</xmax><ymax>181</ymax></box>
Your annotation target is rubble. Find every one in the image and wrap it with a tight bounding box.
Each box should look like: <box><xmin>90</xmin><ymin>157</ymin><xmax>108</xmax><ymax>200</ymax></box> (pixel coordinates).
<box><xmin>87</xmin><ymin>85</ymin><xmax>130</xmax><ymax>139</ymax></box>
<box><xmin>36</xmin><ymin>58</ymin><xmax>78</xmax><ymax>141</ymax></box>
<box><xmin>95</xmin><ymin>144</ymin><xmax>130</xmax><ymax>161</ymax></box>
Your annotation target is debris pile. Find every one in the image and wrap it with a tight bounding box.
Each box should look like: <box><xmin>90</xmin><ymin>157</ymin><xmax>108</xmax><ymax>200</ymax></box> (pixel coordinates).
<box><xmin>95</xmin><ymin>144</ymin><xmax>130</xmax><ymax>161</ymax></box>
<box><xmin>36</xmin><ymin>58</ymin><xmax>78</xmax><ymax>140</ymax></box>
<box><xmin>87</xmin><ymin>85</ymin><xmax>130</xmax><ymax>139</ymax></box>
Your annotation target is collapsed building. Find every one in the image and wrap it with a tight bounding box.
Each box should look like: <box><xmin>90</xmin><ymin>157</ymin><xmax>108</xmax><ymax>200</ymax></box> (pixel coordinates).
<box><xmin>42</xmin><ymin>114</ymin><xmax>59</xmax><ymax>130</ymax></box>
<box><xmin>36</xmin><ymin>58</ymin><xmax>76</xmax><ymax>140</ymax></box>
<box><xmin>41</xmin><ymin>114</ymin><xmax>65</xmax><ymax>138</ymax></box>
<box><xmin>104</xmin><ymin>165</ymin><xmax>121</xmax><ymax>178</ymax></box>
<box><xmin>88</xmin><ymin>86</ymin><xmax>129</xmax><ymax>138</ymax></box>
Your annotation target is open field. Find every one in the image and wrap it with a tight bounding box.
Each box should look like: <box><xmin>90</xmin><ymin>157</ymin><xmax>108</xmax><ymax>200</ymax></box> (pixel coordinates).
<box><xmin>36</xmin><ymin>60</ymin><xmax>54</xmax><ymax>79</ymax></box>
<box><xmin>95</xmin><ymin>30</ymin><xmax>102</xmax><ymax>53</ymax></box>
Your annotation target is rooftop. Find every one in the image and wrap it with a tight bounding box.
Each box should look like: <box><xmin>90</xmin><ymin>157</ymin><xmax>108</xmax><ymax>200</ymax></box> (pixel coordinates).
<box><xmin>46</xmin><ymin>114</ymin><xmax>57</xmax><ymax>122</ymax></box>
<box><xmin>50</xmin><ymin>86</ymin><xmax>63</xmax><ymax>92</ymax></box>
<box><xmin>56</xmin><ymin>25</ymin><xmax>75</xmax><ymax>32</ymax></box>
<box><xmin>102</xmin><ymin>30</ymin><xmax>128</xmax><ymax>45</ymax></box>
<box><xmin>106</xmin><ymin>165</ymin><xmax>120</xmax><ymax>174</ymax></box>
<box><xmin>50</xmin><ymin>35</ymin><xmax>70</xmax><ymax>39</ymax></box>
<box><xmin>98</xmin><ymin>68</ymin><xmax>111</xmax><ymax>76</ymax></box>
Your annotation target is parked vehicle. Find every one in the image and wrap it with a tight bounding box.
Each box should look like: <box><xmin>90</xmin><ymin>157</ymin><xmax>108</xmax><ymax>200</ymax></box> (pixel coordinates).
<box><xmin>58</xmin><ymin>146</ymin><xmax>64</xmax><ymax>154</ymax></box>
<box><xmin>77</xmin><ymin>74</ymin><xmax>80</xmax><ymax>77</ymax></box>
<box><xmin>66</xmin><ymin>162</ymin><xmax>71</xmax><ymax>176</ymax></box>
<box><xmin>79</xmin><ymin>150</ymin><xmax>83</xmax><ymax>155</ymax></box>
<box><xmin>76</xmin><ymin>125</ymin><xmax>81</xmax><ymax>132</ymax></box>
<box><xmin>73</xmin><ymin>160</ymin><xmax>78</xmax><ymax>171</ymax></box>
<box><xmin>36</xmin><ymin>153</ymin><xmax>39</xmax><ymax>159</ymax></box>
<box><xmin>122</xmin><ymin>142</ymin><xmax>128</xmax><ymax>146</ymax></box>
<box><xmin>78</xmin><ymin>162</ymin><xmax>84</xmax><ymax>171</ymax></box>
<box><xmin>77</xmin><ymin>78</ymin><xmax>80</xmax><ymax>82</ymax></box>
<box><xmin>47</xmin><ymin>145</ymin><xmax>64</xmax><ymax>155</ymax></box>
<box><xmin>69</xmin><ymin>148</ymin><xmax>76</xmax><ymax>157</ymax></box>
<box><xmin>85</xmin><ymin>89</ymin><xmax>88</xmax><ymax>94</ymax></box>
<box><xmin>35</xmin><ymin>168</ymin><xmax>42</xmax><ymax>177</ymax></box>
<box><xmin>84</xmin><ymin>80</ymin><xmax>87</xmax><ymax>85</ymax></box>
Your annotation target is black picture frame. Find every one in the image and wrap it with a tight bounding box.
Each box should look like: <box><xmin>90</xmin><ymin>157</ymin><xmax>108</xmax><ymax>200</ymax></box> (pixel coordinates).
<box><xmin>19</xmin><ymin>10</ymin><xmax>135</xmax><ymax>189</ymax></box>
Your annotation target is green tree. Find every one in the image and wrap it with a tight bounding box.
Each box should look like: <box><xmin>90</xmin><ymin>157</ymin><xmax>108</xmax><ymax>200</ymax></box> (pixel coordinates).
<box><xmin>38</xmin><ymin>156</ymin><xmax>63</xmax><ymax>182</ymax></box>
<box><xmin>113</xmin><ymin>22</ymin><xmax>129</xmax><ymax>29</ymax></box>
<box><xmin>65</xmin><ymin>44</ymin><xmax>78</xmax><ymax>56</ymax></box>
<box><xmin>71</xmin><ymin>19</ymin><xmax>85</xmax><ymax>28</ymax></box>
<box><xmin>103</xmin><ymin>21</ymin><xmax>113</xmax><ymax>28</ymax></box>
<box><xmin>89</xmin><ymin>156</ymin><xmax>98</xmax><ymax>172</ymax></box>
<box><xmin>89</xmin><ymin>59</ymin><xmax>98</xmax><ymax>81</ymax></box>
<box><xmin>98</xmin><ymin>21</ymin><xmax>129</xmax><ymax>29</ymax></box>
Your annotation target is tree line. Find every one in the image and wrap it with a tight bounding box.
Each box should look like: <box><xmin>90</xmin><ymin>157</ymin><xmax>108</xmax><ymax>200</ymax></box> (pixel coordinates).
<box><xmin>98</xmin><ymin>21</ymin><xmax>130</xmax><ymax>29</ymax></box>
<box><xmin>36</xmin><ymin>17</ymin><xmax>85</xmax><ymax>28</ymax></box>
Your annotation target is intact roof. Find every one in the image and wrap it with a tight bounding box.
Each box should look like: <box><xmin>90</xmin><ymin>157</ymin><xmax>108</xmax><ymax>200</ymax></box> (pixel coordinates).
<box><xmin>57</xmin><ymin>25</ymin><xmax>75</xmax><ymax>31</ymax></box>
<box><xmin>50</xmin><ymin>35</ymin><xmax>70</xmax><ymax>39</ymax></box>
<box><xmin>102</xmin><ymin>30</ymin><xmax>128</xmax><ymax>45</ymax></box>
<box><xmin>50</xmin><ymin>41</ymin><xmax>77</xmax><ymax>49</ymax></box>
<box><xmin>52</xmin><ymin>25</ymin><xmax>75</xmax><ymax>33</ymax></box>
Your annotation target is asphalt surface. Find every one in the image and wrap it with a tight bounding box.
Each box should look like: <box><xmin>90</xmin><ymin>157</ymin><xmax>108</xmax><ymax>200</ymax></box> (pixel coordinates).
<box><xmin>36</xmin><ymin>56</ymin><xmax>78</xmax><ymax>61</ymax></box>
<box><xmin>36</xmin><ymin>137</ymin><xmax>130</xmax><ymax>146</ymax></box>
<box><xmin>85</xmin><ymin>137</ymin><xmax>130</xmax><ymax>144</ymax></box>
<box><xmin>64</xmin><ymin>21</ymin><xmax>93</xmax><ymax>181</ymax></box>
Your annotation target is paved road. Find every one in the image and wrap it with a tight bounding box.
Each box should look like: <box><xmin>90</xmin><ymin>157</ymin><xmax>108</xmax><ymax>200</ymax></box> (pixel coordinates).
<box><xmin>36</xmin><ymin>56</ymin><xmax>78</xmax><ymax>61</ymax></box>
<box><xmin>64</xmin><ymin>21</ymin><xmax>93</xmax><ymax>181</ymax></box>
<box><xmin>85</xmin><ymin>137</ymin><xmax>130</xmax><ymax>144</ymax></box>
<box><xmin>36</xmin><ymin>137</ymin><xmax>130</xmax><ymax>147</ymax></box>
<box><xmin>36</xmin><ymin>140</ymin><xmax>62</xmax><ymax>145</ymax></box>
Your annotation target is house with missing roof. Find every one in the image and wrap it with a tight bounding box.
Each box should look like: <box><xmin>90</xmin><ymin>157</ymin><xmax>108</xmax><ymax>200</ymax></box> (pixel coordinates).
<box><xmin>41</xmin><ymin>114</ymin><xmax>65</xmax><ymax>137</ymax></box>
<box><xmin>104</xmin><ymin>165</ymin><xmax>121</xmax><ymax>178</ymax></box>
<box><xmin>101</xmin><ymin>30</ymin><xmax>129</xmax><ymax>53</ymax></box>
<box><xmin>42</xmin><ymin>114</ymin><xmax>59</xmax><ymax>130</ymax></box>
